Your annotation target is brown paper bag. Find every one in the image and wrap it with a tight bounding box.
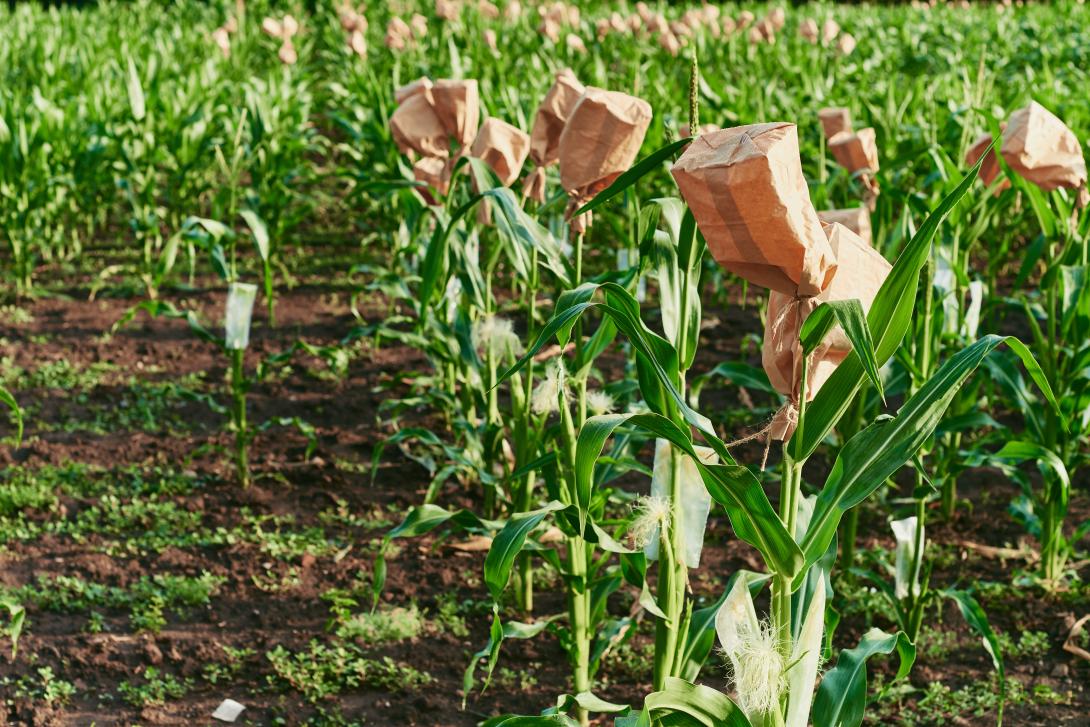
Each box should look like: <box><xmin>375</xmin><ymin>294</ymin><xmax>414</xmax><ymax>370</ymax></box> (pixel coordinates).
<box><xmin>965</xmin><ymin>132</ymin><xmax>1007</xmax><ymax>190</ymax></box>
<box><xmin>470</xmin><ymin>117</ymin><xmax>531</xmax><ymax>223</ymax></box>
<box><xmin>413</xmin><ymin>156</ymin><xmax>451</xmax><ymax>200</ymax></box>
<box><xmin>799</xmin><ymin>18</ymin><xmax>819</xmax><ymax>43</ymax></box>
<box><xmin>829</xmin><ymin>127</ymin><xmax>879</xmax><ymax>173</ymax></box>
<box><xmin>558</xmin><ymin>87</ymin><xmax>652</xmax><ymax>231</ymax></box>
<box><xmin>1000</xmin><ymin>101</ymin><xmax>1088</xmax><ymax>194</ymax></box>
<box><xmin>818</xmin><ymin>107</ymin><xmax>852</xmax><ymax>140</ymax></box>
<box><xmin>524</xmin><ymin>69</ymin><xmax>585</xmax><ymax>202</ymax></box>
<box><xmin>671</xmin><ymin>123</ymin><xmax>836</xmax><ymax>297</ymax></box>
<box><xmin>390</xmin><ymin>90</ymin><xmax>449</xmax><ymax>159</ymax></box>
<box><xmin>472</xmin><ymin>118</ymin><xmax>531</xmax><ymax>186</ymax></box>
<box><xmin>395</xmin><ymin>77</ymin><xmax>432</xmax><ymax>105</ymax></box>
<box><xmin>762</xmin><ymin>222</ymin><xmax>890</xmax><ymax>438</ymax></box>
<box><xmin>818</xmin><ymin>207</ymin><xmax>872</xmax><ymax>245</ymax></box>
<box><xmin>431</xmin><ymin>79</ymin><xmax>481</xmax><ymax>150</ymax></box>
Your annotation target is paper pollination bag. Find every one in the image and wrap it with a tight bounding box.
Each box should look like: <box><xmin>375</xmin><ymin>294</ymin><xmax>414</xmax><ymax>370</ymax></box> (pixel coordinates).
<box><xmin>762</xmin><ymin>222</ymin><xmax>891</xmax><ymax>439</ymax></box>
<box><xmin>817</xmin><ymin>207</ymin><xmax>872</xmax><ymax>245</ymax></box>
<box><xmin>1000</xmin><ymin>101</ymin><xmax>1088</xmax><ymax>198</ymax></box>
<box><xmin>389</xmin><ymin>77</ymin><xmax>481</xmax><ymax>199</ymax></box>
<box><xmin>818</xmin><ymin>107</ymin><xmax>852</xmax><ymax>140</ymax></box>
<box><xmin>558</xmin><ymin>86</ymin><xmax>652</xmax><ymax>232</ymax></box>
<box><xmin>471</xmin><ymin>118</ymin><xmax>531</xmax><ymax>186</ymax></box>
<box><xmin>830</xmin><ymin>126</ymin><xmax>880</xmax><ymax>205</ymax></box>
<box><xmin>390</xmin><ymin>82</ymin><xmax>448</xmax><ymax>159</ymax></box>
<box><xmin>524</xmin><ymin>68</ymin><xmax>586</xmax><ymax>202</ymax></box>
<box><xmin>470</xmin><ymin>117</ymin><xmax>531</xmax><ymax>223</ymax></box>
<box><xmin>431</xmin><ymin>79</ymin><xmax>481</xmax><ymax>150</ymax></box>
<box><xmin>671</xmin><ymin>123</ymin><xmax>836</xmax><ymax>297</ymax></box>
<box><xmin>799</xmin><ymin>18</ymin><xmax>819</xmax><ymax>43</ymax></box>
<box><xmin>829</xmin><ymin>127</ymin><xmax>879</xmax><ymax>174</ymax></box>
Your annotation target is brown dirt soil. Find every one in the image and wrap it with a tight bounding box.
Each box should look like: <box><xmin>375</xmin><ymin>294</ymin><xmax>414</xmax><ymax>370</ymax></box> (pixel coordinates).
<box><xmin>0</xmin><ymin>260</ymin><xmax>1088</xmax><ymax>726</ymax></box>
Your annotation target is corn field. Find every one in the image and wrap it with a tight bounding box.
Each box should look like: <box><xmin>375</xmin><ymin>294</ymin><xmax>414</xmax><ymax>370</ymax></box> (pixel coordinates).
<box><xmin>1</xmin><ymin>0</ymin><xmax>1089</xmax><ymax>725</ymax></box>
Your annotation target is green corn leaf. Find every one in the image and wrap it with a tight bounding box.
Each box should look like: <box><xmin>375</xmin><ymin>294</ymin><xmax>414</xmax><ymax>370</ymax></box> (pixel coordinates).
<box><xmin>489</xmin><ymin>717</ymin><xmax>580</xmax><ymax>727</ymax></box>
<box><xmin>464</xmin><ymin>612</ymin><xmax>559</xmax><ymax>702</ymax></box>
<box><xmin>483</xmin><ymin>184</ymin><xmax>569</xmax><ymax>288</ymax></box>
<box><xmin>813</xmin><ymin>628</ymin><xmax>915</xmax><ymax>727</ymax></box>
<box><xmin>792</xmin><ymin>154</ymin><xmax>985</xmax><ymax>461</ymax></box>
<box><xmin>610</xmin><ymin>412</ymin><xmax>803</xmax><ymax>584</ymax></box>
<box><xmin>484</xmin><ymin>501</ymin><xmax>568</xmax><ymax>602</ymax></box>
<box><xmin>800</xmin><ymin>299</ymin><xmax>884</xmax><ymax>403</ymax></box>
<box><xmin>0</xmin><ymin>386</ymin><xmax>23</xmax><ymax>447</ymax></box>
<box><xmin>575</xmin><ymin>138</ymin><xmax>692</xmax><ymax>216</ymax></box>
<box><xmin>495</xmin><ymin>301</ymin><xmax>597</xmax><ymax>386</ymax></box>
<box><xmin>643</xmin><ymin>677</ymin><xmax>752</xmax><ymax>727</ymax></box>
<box><xmin>575</xmin><ymin>414</ymin><xmax>631</xmax><ymax>533</ymax></box>
<box><xmin>418</xmin><ymin>197</ymin><xmax>485</xmax><ymax>322</ymax></box>
<box><xmin>126</xmin><ymin>56</ymin><xmax>145</xmax><ymax>122</ymax></box>
<box><xmin>690</xmin><ymin>363</ymin><xmax>776</xmax><ymax>405</ymax></box>
<box><xmin>990</xmin><ymin>441</ymin><xmax>1069</xmax><ymax>512</ymax></box>
<box><xmin>942</xmin><ymin>589</ymin><xmax>1005</xmax><ymax>725</ymax></box>
<box><xmin>1</xmin><ymin>599</ymin><xmax>25</xmax><ymax>659</ymax></box>
<box><xmin>505</xmin><ymin>282</ymin><xmax>801</xmax><ymax>576</ymax></box>
<box><xmin>240</xmin><ymin>209</ymin><xmax>270</xmax><ymax>262</ymax></box>
<box><xmin>798</xmin><ymin>335</ymin><xmax>1057</xmax><ymax>576</ymax></box>
<box><xmin>372</xmin><ymin>504</ymin><xmax>499</xmax><ymax>609</ymax></box>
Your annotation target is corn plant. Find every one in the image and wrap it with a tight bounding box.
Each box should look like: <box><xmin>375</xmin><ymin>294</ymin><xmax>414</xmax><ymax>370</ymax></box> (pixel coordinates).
<box><xmin>477</xmin><ymin>139</ymin><xmax>1057</xmax><ymax>726</ymax></box>
<box><xmin>224</xmin><ymin>281</ymin><xmax>258</xmax><ymax>486</ymax></box>
<box><xmin>979</xmin><ymin>177</ymin><xmax>1090</xmax><ymax>585</ymax></box>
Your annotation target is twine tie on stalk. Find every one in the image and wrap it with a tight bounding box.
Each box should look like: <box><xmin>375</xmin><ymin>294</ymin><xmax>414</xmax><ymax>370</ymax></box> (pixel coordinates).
<box><xmin>725</xmin><ymin>293</ymin><xmax>812</xmax><ymax>470</ymax></box>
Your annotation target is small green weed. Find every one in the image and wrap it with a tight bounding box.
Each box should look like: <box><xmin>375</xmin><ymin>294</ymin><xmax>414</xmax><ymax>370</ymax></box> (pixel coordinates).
<box><xmin>118</xmin><ymin>667</ymin><xmax>189</xmax><ymax>707</ymax></box>
<box><xmin>266</xmin><ymin>641</ymin><xmax>432</xmax><ymax>702</ymax></box>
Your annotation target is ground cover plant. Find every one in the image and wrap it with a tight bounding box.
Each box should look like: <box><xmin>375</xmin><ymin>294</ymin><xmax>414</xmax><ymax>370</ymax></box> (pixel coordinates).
<box><xmin>1</xmin><ymin>0</ymin><xmax>1090</xmax><ymax>725</ymax></box>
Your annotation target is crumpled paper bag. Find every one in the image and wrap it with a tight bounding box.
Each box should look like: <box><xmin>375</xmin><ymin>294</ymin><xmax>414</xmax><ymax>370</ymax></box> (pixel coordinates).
<box><xmin>644</xmin><ymin>439</ymin><xmax>717</xmax><ymax>569</ymax></box>
<box><xmin>471</xmin><ymin>117</ymin><xmax>531</xmax><ymax>186</ymax></box>
<box><xmin>818</xmin><ymin>107</ymin><xmax>852</xmax><ymax>140</ymax></box>
<box><xmin>558</xmin><ymin>86</ymin><xmax>652</xmax><ymax>232</ymax></box>
<box><xmin>413</xmin><ymin>156</ymin><xmax>450</xmax><ymax>196</ymax></box>
<box><xmin>671</xmin><ymin>122</ymin><xmax>836</xmax><ymax>297</ymax></box>
<box><xmin>762</xmin><ymin>222</ymin><xmax>890</xmax><ymax>439</ymax></box>
<box><xmin>1001</xmin><ymin>101</ymin><xmax>1088</xmax><ymax>197</ymax></box>
<box><xmin>389</xmin><ymin>77</ymin><xmax>480</xmax><ymax>199</ymax></box>
<box><xmin>431</xmin><ymin>79</ymin><xmax>480</xmax><ymax>150</ymax></box>
<box><xmin>470</xmin><ymin>117</ymin><xmax>531</xmax><ymax>223</ymax></box>
<box><xmin>390</xmin><ymin>83</ymin><xmax>448</xmax><ymax>159</ymax></box>
<box><xmin>818</xmin><ymin>207</ymin><xmax>872</xmax><ymax>245</ymax></box>
<box><xmin>524</xmin><ymin>68</ymin><xmax>586</xmax><ymax>202</ymax></box>
<box><xmin>829</xmin><ymin>127</ymin><xmax>879</xmax><ymax>174</ymax></box>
